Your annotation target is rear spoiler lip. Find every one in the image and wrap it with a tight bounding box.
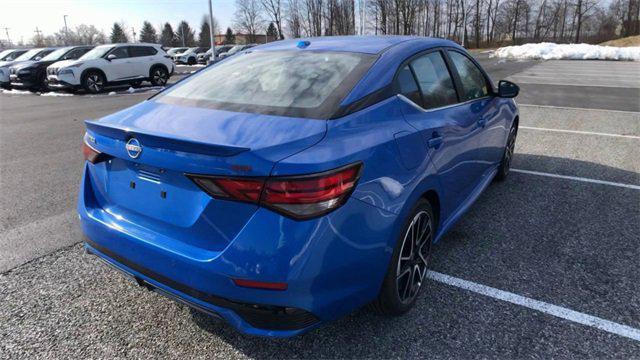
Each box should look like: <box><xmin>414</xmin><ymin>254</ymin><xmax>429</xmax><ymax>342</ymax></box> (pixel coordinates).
<box><xmin>85</xmin><ymin>120</ymin><xmax>249</xmax><ymax>157</ymax></box>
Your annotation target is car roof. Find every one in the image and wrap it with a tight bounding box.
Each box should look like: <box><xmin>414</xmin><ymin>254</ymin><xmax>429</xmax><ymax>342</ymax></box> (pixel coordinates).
<box><xmin>253</xmin><ymin>36</ymin><xmax>459</xmax><ymax>54</ymax></box>
<box><xmin>95</xmin><ymin>43</ymin><xmax>160</xmax><ymax>48</ymax></box>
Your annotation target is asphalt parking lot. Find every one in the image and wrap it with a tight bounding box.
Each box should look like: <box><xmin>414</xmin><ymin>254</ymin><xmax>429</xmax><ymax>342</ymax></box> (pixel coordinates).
<box><xmin>1</xmin><ymin>56</ymin><xmax>639</xmax><ymax>358</ymax></box>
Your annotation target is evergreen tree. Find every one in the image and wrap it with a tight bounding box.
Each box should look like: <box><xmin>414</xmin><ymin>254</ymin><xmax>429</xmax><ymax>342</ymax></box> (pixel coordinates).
<box><xmin>224</xmin><ymin>27</ymin><xmax>236</xmax><ymax>44</ymax></box>
<box><xmin>266</xmin><ymin>22</ymin><xmax>278</xmax><ymax>39</ymax></box>
<box><xmin>198</xmin><ymin>18</ymin><xmax>211</xmax><ymax>48</ymax></box>
<box><xmin>160</xmin><ymin>23</ymin><xmax>176</xmax><ymax>47</ymax></box>
<box><xmin>175</xmin><ymin>20</ymin><xmax>196</xmax><ymax>46</ymax></box>
<box><xmin>139</xmin><ymin>21</ymin><xmax>157</xmax><ymax>43</ymax></box>
<box><xmin>110</xmin><ymin>22</ymin><xmax>129</xmax><ymax>43</ymax></box>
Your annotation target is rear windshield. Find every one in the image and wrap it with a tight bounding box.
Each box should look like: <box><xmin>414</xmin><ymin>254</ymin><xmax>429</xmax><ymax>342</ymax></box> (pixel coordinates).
<box><xmin>157</xmin><ymin>50</ymin><xmax>375</xmax><ymax>119</ymax></box>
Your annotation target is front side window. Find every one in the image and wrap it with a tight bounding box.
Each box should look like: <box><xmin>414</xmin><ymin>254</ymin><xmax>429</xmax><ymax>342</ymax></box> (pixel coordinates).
<box><xmin>109</xmin><ymin>47</ymin><xmax>129</xmax><ymax>59</ymax></box>
<box><xmin>448</xmin><ymin>51</ymin><xmax>489</xmax><ymax>101</ymax></box>
<box><xmin>157</xmin><ymin>50</ymin><xmax>375</xmax><ymax>119</ymax></box>
<box><xmin>410</xmin><ymin>52</ymin><xmax>458</xmax><ymax>109</ymax></box>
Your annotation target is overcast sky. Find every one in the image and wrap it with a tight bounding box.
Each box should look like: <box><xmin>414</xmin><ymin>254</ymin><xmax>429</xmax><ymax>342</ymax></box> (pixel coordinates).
<box><xmin>1</xmin><ymin>0</ymin><xmax>237</xmax><ymax>44</ymax></box>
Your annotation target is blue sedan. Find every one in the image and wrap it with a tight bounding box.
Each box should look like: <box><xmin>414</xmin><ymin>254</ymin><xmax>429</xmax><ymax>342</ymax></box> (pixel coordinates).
<box><xmin>79</xmin><ymin>36</ymin><xmax>519</xmax><ymax>337</ymax></box>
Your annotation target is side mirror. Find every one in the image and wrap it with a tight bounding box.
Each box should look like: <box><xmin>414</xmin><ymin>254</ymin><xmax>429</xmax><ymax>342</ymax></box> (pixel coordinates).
<box><xmin>34</xmin><ymin>56</ymin><xmax>42</xmax><ymax>61</ymax></box>
<box><xmin>106</xmin><ymin>54</ymin><xmax>117</xmax><ymax>61</ymax></box>
<box><xmin>498</xmin><ymin>80</ymin><xmax>519</xmax><ymax>98</ymax></box>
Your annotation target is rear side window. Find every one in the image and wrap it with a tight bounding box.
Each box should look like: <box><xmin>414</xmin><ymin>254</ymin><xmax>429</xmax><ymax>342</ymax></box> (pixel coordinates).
<box><xmin>130</xmin><ymin>46</ymin><xmax>157</xmax><ymax>57</ymax></box>
<box><xmin>157</xmin><ymin>50</ymin><xmax>376</xmax><ymax>119</ymax></box>
<box><xmin>396</xmin><ymin>65</ymin><xmax>422</xmax><ymax>105</ymax></box>
<box><xmin>448</xmin><ymin>51</ymin><xmax>489</xmax><ymax>101</ymax></box>
<box><xmin>109</xmin><ymin>47</ymin><xmax>129</xmax><ymax>59</ymax></box>
<box><xmin>410</xmin><ymin>52</ymin><xmax>458</xmax><ymax>109</ymax></box>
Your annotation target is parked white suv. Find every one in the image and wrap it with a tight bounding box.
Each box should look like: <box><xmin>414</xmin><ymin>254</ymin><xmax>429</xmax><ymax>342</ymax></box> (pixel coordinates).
<box><xmin>46</xmin><ymin>43</ymin><xmax>174</xmax><ymax>93</ymax></box>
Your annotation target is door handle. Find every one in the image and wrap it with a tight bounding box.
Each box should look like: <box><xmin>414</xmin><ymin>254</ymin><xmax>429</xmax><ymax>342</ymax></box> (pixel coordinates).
<box><xmin>477</xmin><ymin>117</ymin><xmax>487</xmax><ymax>128</ymax></box>
<box><xmin>427</xmin><ymin>132</ymin><xmax>443</xmax><ymax>149</ymax></box>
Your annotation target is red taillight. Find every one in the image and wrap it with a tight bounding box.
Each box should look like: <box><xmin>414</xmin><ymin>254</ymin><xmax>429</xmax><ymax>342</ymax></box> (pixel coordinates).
<box><xmin>82</xmin><ymin>141</ymin><xmax>102</xmax><ymax>164</ymax></box>
<box><xmin>188</xmin><ymin>162</ymin><xmax>362</xmax><ymax>220</ymax></box>
<box><xmin>192</xmin><ymin>177</ymin><xmax>264</xmax><ymax>203</ymax></box>
<box><xmin>232</xmin><ymin>278</ymin><xmax>288</xmax><ymax>291</ymax></box>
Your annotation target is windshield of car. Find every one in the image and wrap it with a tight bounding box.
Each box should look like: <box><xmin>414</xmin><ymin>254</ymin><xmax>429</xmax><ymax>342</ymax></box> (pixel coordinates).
<box><xmin>14</xmin><ymin>49</ymin><xmax>43</xmax><ymax>61</ymax></box>
<box><xmin>0</xmin><ymin>50</ymin><xmax>14</xmax><ymax>60</ymax></box>
<box><xmin>41</xmin><ymin>47</ymin><xmax>72</xmax><ymax>61</ymax></box>
<box><xmin>157</xmin><ymin>50</ymin><xmax>376</xmax><ymax>119</ymax></box>
<box><xmin>225</xmin><ymin>45</ymin><xmax>243</xmax><ymax>55</ymax></box>
<box><xmin>79</xmin><ymin>46</ymin><xmax>113</xmax><ymax>60</ymax></box>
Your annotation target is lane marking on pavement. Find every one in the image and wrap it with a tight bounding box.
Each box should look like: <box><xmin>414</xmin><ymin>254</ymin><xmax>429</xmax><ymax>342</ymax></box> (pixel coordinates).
<box><xmin>511</xmin><ymin>169</ymin><xmax>640</xmax><ymax>190</ymax></box>
<box><xmin>518</xmin><ymin>104</ymin><xmax>640</xmax><ymax>114</ymax></box>
<box><xmin>427</xmin><ymin>271</ymin><xmax>640</xmax><ymax>342</ymax></box>
<box><xmin>520</xmin><ymin>126</ymin><xmax>640</xmax><ymax>139</ymax></box>
<box><xmin>507</xmin><ymin>79</ymin><xmax>640</xmax><ymax>89</ymax></box>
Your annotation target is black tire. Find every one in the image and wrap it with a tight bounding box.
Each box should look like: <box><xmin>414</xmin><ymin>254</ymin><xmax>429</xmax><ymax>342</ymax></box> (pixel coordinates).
<box><xmin>187</xmin><ymin>57</ymin><xmax>196</xmax><ymax>65</ymax></box>
<box><xmin>149</xmin><ymin>66</ymin><xmax>168</xmax><ymax>86</ymax></box>
<box><xmin>82</xmin><ymin>70</ymin><xmax>105</xmax><ymax>94</ymax></box>
<box><xmin>495</xmin><ymin>124</ymin><xmax>517</xmax><ymax>181</ymax></box>
<box><xmin>371</xmin><ymin>198</ymin><xmax>434</xmax><ymax>316</ymax></box>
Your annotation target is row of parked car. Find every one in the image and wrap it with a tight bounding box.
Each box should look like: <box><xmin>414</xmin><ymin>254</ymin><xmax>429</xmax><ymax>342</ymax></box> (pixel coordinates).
<box><xmin>166</xmin><ymin>44</ymin><xmax>257</xmax><ymax>65</ymax></box>
<box><xmin>0</xmin><ymin>43</ymin><xmax>175</xmax><ymax>93</ymax></box>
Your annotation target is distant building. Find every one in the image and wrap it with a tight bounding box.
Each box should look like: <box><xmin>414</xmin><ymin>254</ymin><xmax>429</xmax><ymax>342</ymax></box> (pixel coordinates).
<box><xmin>214</xmin><ymin>33</ymin><xmax>277</xmax><ymax>45</ymax></box>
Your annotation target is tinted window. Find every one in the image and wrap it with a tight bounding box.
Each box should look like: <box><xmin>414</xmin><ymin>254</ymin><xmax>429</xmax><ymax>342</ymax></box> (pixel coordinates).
<box><xmin>65</xmin><ymin>47</ymin><xmax>91</xmax><ymax>59</ymax></box>
<box><xmin>130</xmin><ymin>46</ymin><xmax>157</xmax><ymax>57</ymax></box>
<box><xmin>109</xmin><ymin>47</ymin><xmax>129</xmax><ymax>59</ymax></box>
<box><xmin>158</xmin><ymin>51</ymin><xmax>376</xmax><ymax>119</ymax></box>
<box><xmin>35</xmin><ymin>49</ymin><xmax>55</xmax><ymax>59</ymax></box>
<box><xmin>396</xmin><ymin>65</ymin><xmax>422</xmax><ymax>105</ymax></box>
<box><xmin>410</xmin><ymin>52</ymin><xmax>457</xmax><ymax>109</ymax></box>
<box><xmin>448</xmin><ymin>51</ymin><xmax>489</xmax><ymax>101</ymax></box>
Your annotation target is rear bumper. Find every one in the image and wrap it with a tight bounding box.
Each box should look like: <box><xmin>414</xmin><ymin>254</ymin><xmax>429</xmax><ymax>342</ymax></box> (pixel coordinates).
<box><xmin>85</xmin><ymin>240</ymin><xmax>319</xmax><ymax>335</ymax></box>
<box><xmin>78</xmin><ymin>162</ymin><xmax>399</xmax><ymax>337</ymax></box>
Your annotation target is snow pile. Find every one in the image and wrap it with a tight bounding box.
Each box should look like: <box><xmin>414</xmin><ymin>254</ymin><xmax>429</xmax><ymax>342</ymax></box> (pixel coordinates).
<box><xmin>41</xmin><ymin>92</ymin><xmax>73</xmax><ymax>97</ymax></box>
<box><xmin>125</xmin><ymin>86</ymin><xmax>164</xmax><ymax>94</ymax></box>
<box><xmin>492</xmin><ymin>43</ymin><xmax>640</xmax><ymax>61</ymax></box>
<box><xmin>1</xmin><ymin>89</ymin><xmax>35</xmax><ymax>95</ymax></box>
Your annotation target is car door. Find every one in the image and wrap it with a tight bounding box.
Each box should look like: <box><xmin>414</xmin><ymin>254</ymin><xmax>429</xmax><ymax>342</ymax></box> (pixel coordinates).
<box><xmin>397</xmin><ymin>49</ymin><xmax>487</xmax><ymax>208</ymax></box>
<box><xmin>446</xmin><ymin>49</ymin><xmax>505</xmax><ymax>169</ymax></box>
<box><xmin>104</xmin><ymin>46</ymin><xmax>136</xmax><ymax>81</ymax></box>
<box><xmin>128</xmin><ymin>46</ymin><xmax>156</xmax><ymax>78</ymax></box>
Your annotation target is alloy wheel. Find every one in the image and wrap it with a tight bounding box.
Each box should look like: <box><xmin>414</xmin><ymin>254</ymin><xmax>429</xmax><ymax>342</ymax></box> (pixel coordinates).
<box><xmin>86</xmin><ymin>74</ymin><xmax>103</xmax><ymax>93</ymax></box>
<box><xmin>153</xmin><ymin>69</ymin><xmax>167</xmax><ymax>85</ymax></box>
<box><xmin>396</xmin><ymin>210</ymin><xmax>432</xmax><ymax>304</ymax></box>
<box><xmin>504</xmin><ymin>130</ymin><xmax>516</xmax><ymax>173</ymax></box>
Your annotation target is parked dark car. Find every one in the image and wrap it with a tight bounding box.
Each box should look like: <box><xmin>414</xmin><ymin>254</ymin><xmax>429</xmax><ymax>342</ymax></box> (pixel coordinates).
<box><xmin>10</xmin><ymin>46</ymin><xmax>93</xmax><ymax>91</ymax></box>
<box><xmin>1</xmin><ymin>48</ymin><xmax>56</xmax><ymax>89</ymax></box>
<box><xmin>197</xmin><ymin>45</ymin><xmax>234</xmax><ymax>64</ymax></box>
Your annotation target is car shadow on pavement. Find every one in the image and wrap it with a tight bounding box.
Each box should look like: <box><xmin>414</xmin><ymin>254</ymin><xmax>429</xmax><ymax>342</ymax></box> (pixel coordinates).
<box><xmin>187</xmin><ymin>154</ymin><xmax>639</xmax><ymax>358</ymax></box>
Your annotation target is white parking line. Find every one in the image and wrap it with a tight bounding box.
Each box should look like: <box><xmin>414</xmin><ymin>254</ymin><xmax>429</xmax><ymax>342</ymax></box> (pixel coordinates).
<box><xmin>520</xmin><ymin>126</ymin><xmax>640</xmax><ymax>139</ymax></box>
<box><xmin>427</xmin><ymin>271</ymin><xmax>640</xmax><ymax>342</ymax></box>
<box><xmin>511</xmin><ymin>169</ymin><xmax>640</xmax><ymax>190</ymax></box>
<box><xmin>518</xmin><ymin>104</ymin><xmax>640</xmax><ymax>114</ymax></box>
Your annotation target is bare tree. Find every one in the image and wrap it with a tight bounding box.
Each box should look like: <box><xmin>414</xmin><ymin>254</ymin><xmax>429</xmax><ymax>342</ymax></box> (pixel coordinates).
<box><xmin>287</xmin><ymin>0</ymin><xmax>304</xmax><ymax>37</ymax></box>
<box><xmin>262</xmin><ymin>0</ymin><xmax>285</xmax><ymax>38</ymax></box>
<box><xmin>234</xmin><ymin>0</ymin><xmax>266</xmax><ymax>42</ymax></box>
